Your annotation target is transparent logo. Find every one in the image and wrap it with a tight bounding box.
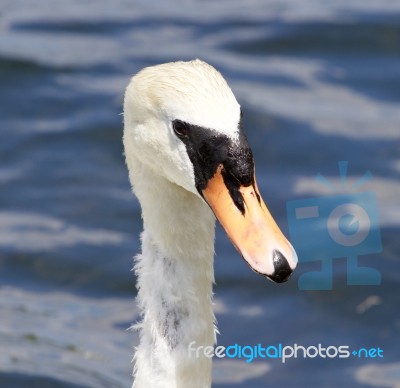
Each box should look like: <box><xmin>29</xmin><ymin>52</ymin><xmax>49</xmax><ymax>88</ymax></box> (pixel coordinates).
<box><xmin>286</xmin><ymin>161</ymin><xmax>382</xmax><ymax>290</ymax></box>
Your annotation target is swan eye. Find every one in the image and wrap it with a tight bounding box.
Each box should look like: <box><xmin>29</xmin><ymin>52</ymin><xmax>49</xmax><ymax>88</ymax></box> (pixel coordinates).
<box><xmin>172</xmin><ymin>120</ymin><xmax>189</xmax><ymax>138</ymax></box>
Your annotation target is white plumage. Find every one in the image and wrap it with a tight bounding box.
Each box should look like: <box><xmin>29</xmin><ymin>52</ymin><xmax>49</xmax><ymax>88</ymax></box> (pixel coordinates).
<box><xmin>123</xmin><ymin>59</ymin><xmax>297</xmax><ymax>388</ymax></box>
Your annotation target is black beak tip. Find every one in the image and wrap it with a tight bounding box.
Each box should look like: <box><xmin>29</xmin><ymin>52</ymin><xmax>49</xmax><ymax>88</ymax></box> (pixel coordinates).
<box><xmin>269</xmin><ymin>250</ymin><xmax>293</xmax><ymax>283</ymax></box>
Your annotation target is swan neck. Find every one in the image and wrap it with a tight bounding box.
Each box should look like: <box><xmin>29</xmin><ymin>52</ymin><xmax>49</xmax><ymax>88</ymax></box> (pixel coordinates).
<box><xmin>131</xmin><ymin>161</ymin><xmax>216</xmax><ymax>387</ymax></box>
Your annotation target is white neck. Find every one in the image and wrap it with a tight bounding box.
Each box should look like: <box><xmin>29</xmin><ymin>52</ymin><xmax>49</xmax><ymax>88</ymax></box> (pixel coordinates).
<box><xmin>129</xmin><ymin>156</ymin><xmax>216</xmax><ymax>388</ymax></box>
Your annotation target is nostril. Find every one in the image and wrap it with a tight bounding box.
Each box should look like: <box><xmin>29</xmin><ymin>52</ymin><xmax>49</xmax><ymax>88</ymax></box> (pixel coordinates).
<box><xmin>270</xmin><ymin>250</ymin><xmax>293</xmax><ymax>283</ymax></box>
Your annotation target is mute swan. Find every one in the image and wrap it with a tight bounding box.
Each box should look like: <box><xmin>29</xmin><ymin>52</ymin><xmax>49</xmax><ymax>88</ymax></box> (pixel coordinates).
<box><xmin>123</xmin><ymin>59</ymin><xmax>297</xmax><ymax>388</ymax></box>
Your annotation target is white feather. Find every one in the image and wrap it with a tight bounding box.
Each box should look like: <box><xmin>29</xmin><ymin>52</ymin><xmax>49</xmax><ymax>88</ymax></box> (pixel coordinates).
<box><xmin>124</xmin><ymin>60</ymin><xmax>240</xmax><ymax>388</ymax></box>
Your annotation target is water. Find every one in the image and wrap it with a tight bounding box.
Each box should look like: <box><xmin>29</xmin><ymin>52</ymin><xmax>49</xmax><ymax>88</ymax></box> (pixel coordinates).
<box><xmin>1</xmin><ymin>0</ymin><xmax>399</xmax><ymax>387</ymax></box>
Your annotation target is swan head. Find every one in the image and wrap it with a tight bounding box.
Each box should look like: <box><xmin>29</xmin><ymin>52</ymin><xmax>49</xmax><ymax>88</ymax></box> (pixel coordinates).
<box><xmin>124</xmin><ymin>59</ymin><xmax>297</xmax><ymax>283</ymax></box>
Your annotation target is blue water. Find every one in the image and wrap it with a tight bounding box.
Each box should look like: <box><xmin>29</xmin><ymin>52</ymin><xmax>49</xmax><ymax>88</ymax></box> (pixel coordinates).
<box><xmin>1</xmin><ymin>1</ymin><xmax>399</xmax><ymax>387</ymax></box>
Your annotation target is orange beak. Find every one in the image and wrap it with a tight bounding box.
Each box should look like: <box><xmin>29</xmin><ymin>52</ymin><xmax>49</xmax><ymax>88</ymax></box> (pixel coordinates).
<box><xmin>202</xmin><ymin>164</ymin><xmax>297</xmax><ymax>282</ymax></box>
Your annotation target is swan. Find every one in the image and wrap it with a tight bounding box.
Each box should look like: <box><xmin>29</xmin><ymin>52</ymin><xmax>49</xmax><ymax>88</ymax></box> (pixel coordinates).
<box><xmin>123</xmin><ymin>59</ymin><xmax>298</xmax><ymax>388</ymax></box>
